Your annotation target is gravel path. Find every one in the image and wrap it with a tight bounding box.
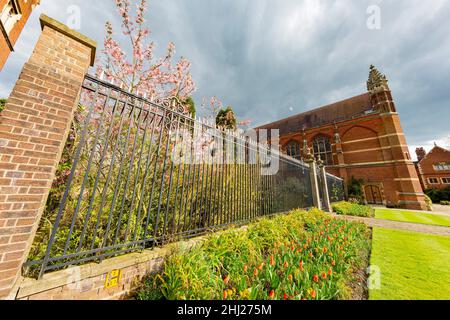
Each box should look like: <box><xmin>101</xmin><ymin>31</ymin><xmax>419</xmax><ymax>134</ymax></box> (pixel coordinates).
<box><xmin>333</xmin><ymin>214</ymin><xmax>450</xmax><ymax>237</ymax></box>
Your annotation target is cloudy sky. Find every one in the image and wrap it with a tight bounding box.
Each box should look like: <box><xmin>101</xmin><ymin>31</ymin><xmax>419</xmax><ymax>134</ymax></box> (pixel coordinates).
<box><xmin>1</xmin><ymin>0</ymin><xmax>449</xmax><ymax>158</ymax></box>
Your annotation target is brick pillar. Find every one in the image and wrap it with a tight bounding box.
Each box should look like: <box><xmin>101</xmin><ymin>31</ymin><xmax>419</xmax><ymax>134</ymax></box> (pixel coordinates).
<box><xmin>0</xmin><ymin>14</ymin><xmax>96</xmax><ymax>299</ymax></box>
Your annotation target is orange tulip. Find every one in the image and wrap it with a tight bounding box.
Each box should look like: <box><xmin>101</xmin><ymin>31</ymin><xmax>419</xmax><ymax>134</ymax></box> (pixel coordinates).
<box><xmin>328</xmin><ymin>268</ymin><xmax>333</xmax><ymax>276</ymax></box>
<box><xmin>321</xmin><ymin>272</ymin><xmax>327</xmax><ymax>280</ymax></box>
<box><xmin>288</xmin><ymin>274</ymin><xmax>293</xmax><ymax>282</ymax></box>
<box><xmin>244</xmin><ymin>265</ymin><xmax>248</xmax><ymax>272</ymax></box>
<box><xmin>284</xmin><ymin>261</ymin><xmax>289</xmax><ymax>268</ymax></box>
<box><xmin>253</xmin><ymin>268</ymin><xmax>259</xmax><ymax>277</ymax></box>
<box><xmin>223</xmin><ymin>275</ymin><xmax>230</xmax><ymax>284</ymax></box>
<box><xmin>223</xmin><ymin>290</ymin><xmax>228</xmax><ymax>299</ymax></box>
<box><xmin>311</xmin><ymin>290</ymin><xmax>317</xmax><ymax>299</ymax></box>
<box><xmin>270</xmin><ymin>255</ymin><xmax>275</xmax><ymax>266</ymax></box>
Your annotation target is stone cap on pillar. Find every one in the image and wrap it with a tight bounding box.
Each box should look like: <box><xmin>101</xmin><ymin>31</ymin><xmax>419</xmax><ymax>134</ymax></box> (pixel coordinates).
<box><xmin>39</xmin><ymin>14</ymin><xmax>97</xmax><ymax>66</ymax></box>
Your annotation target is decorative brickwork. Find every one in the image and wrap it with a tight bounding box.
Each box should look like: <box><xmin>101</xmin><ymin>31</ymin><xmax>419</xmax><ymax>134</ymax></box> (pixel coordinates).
<box><xmin>0</xmin><ymin>14</ymin><xmax>96</xmax><ymax>299</ymax></box>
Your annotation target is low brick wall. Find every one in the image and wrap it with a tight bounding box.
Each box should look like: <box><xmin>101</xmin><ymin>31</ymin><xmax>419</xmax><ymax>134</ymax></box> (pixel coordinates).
<box><xmin>15</xmin><ymin>237</ymin><xmax>204</xmax><ymax>300</ymax></box>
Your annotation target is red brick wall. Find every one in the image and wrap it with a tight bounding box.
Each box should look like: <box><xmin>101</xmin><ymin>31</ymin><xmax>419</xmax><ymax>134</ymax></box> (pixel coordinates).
<box><xmin>277</xmin><ymin>94</ymin><xmax>426</xmax><ymax>210</ymax></box>
<box><xmin>0</xmin><ymin>0</ymin><xmax>40</xmax><ymax>70</ymax></box>
<box><xmin>417</xmin><ymin>146</ymin><xmax>450</xmax><ymax>190</ymax></box>
<box><xmin>0</xmin><ymin>15</ymin><xmax>95</xmax><ymax>299</ymax></box>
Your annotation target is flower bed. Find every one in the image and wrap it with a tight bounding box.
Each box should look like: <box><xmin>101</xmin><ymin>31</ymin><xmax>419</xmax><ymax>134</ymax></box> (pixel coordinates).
<box><xmin>332</xmin><ymin>201</ymin><xmax>375</xmax><ymax>218</ymax></box>
<box><xmin>137</xmin><ymin>209</ymin><xmax>371</xmax><ymax>300</ymax></box>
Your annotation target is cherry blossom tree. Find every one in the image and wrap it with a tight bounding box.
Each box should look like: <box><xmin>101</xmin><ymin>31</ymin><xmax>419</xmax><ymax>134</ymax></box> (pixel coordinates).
<box><xmin>96</xmin><ymin>0</ymin><xmax>196</xmax><ymax>111</ymax></box>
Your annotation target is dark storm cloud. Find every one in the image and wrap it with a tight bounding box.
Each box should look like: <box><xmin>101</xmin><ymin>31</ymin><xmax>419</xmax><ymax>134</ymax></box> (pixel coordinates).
<box><xmin>1</xmin><ymin>0</ymin><xmax>449</xmax><ymax>156</ymax></box>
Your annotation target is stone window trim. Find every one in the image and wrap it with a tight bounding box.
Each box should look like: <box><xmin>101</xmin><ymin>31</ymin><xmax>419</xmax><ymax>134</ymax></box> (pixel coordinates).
<box><xmin>442</xmin><ymin>178</ymin><xmax>450</xmax><ymax>184</ymax></box>
<box><xmin>428</xmin><ymin>177</ymin><xmax>439</xmax><ymax>184</ymax></box>
<box><xmin>285</xmin><ymin>140</ymin><xmax>302</xmax><ymax>160</ymax></box>
<box><xmin>0</xmin><ymin>0</ymin><xmax>22</xmax><ymax>35</ymax></box>
<box><xmin>433</xmin><ymin>163</ymin><xmax>450</xmax><ymax>171</ymax></box>
<box><xmin>312</xmin><ymin>134</ymin><xmax>334</xmax><ymax>166</ymax></box>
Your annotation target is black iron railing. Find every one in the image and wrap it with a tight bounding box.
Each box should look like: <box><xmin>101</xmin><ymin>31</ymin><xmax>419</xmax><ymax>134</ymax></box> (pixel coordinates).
<box><xmin>25</xmin><ymin>74</ymin><xmax>345</xmax><ymax>277</ymax></box>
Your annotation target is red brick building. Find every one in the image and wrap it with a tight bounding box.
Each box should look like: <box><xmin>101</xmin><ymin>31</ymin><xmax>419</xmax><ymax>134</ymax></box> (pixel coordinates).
<box><xmin>0</xmin><ymin>0</ymin><xmax>40</xmax><ymax>71</ymax></box>
<box><xmin>257</xmin><ymin>66</ymin><xmax>427</xmax><ymax>210</ymax></box>
<box><xmin>415</xmin><ymin>145</ymin><xmax>450</xmax><ymax>190</ymax></box>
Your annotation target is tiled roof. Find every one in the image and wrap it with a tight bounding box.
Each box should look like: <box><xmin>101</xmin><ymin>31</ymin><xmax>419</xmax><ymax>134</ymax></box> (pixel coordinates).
<box><xmin>256</xmin><ymin>93</ymin><xmax>374</xmax><ymax>135</ymax></box>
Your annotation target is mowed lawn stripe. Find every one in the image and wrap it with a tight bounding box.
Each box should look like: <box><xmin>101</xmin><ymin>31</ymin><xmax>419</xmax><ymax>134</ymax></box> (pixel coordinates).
<box><xmin>369</xmin><ymin>227</ymin><xmax>450</xmax><ymax>300</ymax></box>
<box><xmin>375</xmin><ymin>209</ymin><xmax>450</xmax><ymax>227</ymax></box>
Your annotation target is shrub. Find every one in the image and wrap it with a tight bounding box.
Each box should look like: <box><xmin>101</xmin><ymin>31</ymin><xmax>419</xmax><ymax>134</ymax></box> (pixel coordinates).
<box><xmin>136</xmin><ymin>209</ymin><xmax>371</xmax><ymax>300</ymax></box>
<box><xmin>0</xmin><ymin>99</ymin><xmax>6</xmax><ymax>113</ymax></box>
<box><xmin>424</xmin><ymin>194</ymin><xmax>433</xmax><ymax>211</ymax></box>
<box><xmin>347</xmin><ymin>177</ymin><xmax>365</xmax><ymax>204</ymax></box>
<box><xmin>441</xmin><ymin>200</ymin><xmax>450</xmax><ymax>206</ymax></box>
<box><xmin>425</xmin><ymin>187</ymin><xmax>450</xmax><ymax>203</ymax></box>
<box><xmin>332</xmin><ymin>201</ymin><xmax>374</xmax><ymax>218</ymax></box>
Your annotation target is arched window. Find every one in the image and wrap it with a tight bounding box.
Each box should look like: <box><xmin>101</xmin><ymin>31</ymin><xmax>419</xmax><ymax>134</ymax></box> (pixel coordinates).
<box><xmin>285</xmin><ymin>141</ymin><xmax>301</xmax><ymax>160</ymax></box>
<box><xmin>313</xmin><ymin>135</ymin><xmax>333</xmax><ymax>165</ymax></box>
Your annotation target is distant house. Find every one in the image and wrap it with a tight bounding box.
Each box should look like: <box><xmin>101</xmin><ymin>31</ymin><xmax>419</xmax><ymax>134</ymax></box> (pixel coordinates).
<box><xmin>257</xmin><ymin>66</ymin><xmax>427</xmax><ymax>210</ymax></box>
<box><xmin>415</xmin><ymin>145</ymin><xmax>450</xmax><ymax>190</ymax></box>
<box><xmin>0</xmin><ymin>0</ymin><xmax>40</xmax><ymax>71</ymax></box>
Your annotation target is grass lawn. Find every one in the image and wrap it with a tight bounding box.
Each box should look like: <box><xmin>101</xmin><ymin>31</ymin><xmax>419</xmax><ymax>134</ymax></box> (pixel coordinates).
<box><xmin>375</xmin><ymin>208</ymin><xmax>450</xmax><ymax>227</ymax></box>
<box><xmin>369</xmin><ymin>227</ymin><xmax>450</xmax><ymax>300</ymax></box>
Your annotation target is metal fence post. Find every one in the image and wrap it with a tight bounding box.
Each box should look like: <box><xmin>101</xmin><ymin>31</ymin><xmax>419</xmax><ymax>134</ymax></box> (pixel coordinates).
<box><xmin>317</xmin><ymin>159</ymin><xmax>332</xmax><ymax>213</ymax></box>
<box><xmin>304</xmin><ymin>147</ymin><xmax>321</xmax><ymax>210</ymax></box>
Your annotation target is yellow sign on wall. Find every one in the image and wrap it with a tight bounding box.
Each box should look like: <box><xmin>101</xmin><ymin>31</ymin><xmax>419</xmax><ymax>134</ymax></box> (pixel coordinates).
<box><xmin>104</xmin><ymin>269</ymin><xmax>122</xmax><ymax>289</ymax></box>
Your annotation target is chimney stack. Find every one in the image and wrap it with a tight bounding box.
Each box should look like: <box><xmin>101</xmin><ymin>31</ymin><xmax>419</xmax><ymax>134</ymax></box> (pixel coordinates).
<box><xmin>416</xmin><ymin>147</ymin><xmax>426</xmax><ymax>162</ymax></box>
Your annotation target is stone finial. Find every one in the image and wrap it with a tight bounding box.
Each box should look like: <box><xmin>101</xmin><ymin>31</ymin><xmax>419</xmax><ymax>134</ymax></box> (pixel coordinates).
<box><xmin>304</xmin><ymin>145</ymin><xmax>315</xmax><ymax>163</ymax></box>
<box><xmin>316</xmin><ymin>154</ymin><xmax>324</xmax><ymax>168</ymax></box>
<box><xmin>367</xmin><ymin>65</ymin><xmax>389</xmax><ymax>94</ymax></box>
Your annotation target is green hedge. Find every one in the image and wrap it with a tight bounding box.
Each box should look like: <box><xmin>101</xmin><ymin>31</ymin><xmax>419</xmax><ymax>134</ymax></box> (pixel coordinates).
<box><xmin>137</xmin><ymin>209</ymin><xmax>371</xmax><ymax>300</ymax></box>
<box><xmin>332</xmin><ymin>201</ymin><xmax>374</xmax><ymax>218</ymax></box>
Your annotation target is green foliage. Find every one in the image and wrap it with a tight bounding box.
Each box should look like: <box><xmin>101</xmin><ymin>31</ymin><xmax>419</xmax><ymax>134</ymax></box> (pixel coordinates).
<box><xmin>347</xmin><ymin>176</ymin><xmax>365</xmax><ymax>204</ymax></box>
<box><xmin>424</xmin><ymin>194</ymin><xmax>433</xmax><ymax>211</ymax></box>
<box><xmin>0</xmin><ymin>99</ymin><xmax>6</xmax><ymax>113</ymax></box>
<box><xmin>216</xmin><ymin>106</ymin><xmax>237</xmax><ymax>130</ymax></box>
<box><xmin>183</xmin><ymin>97</ymin><xmax>196</xmax><ymax>118</ymax></box>
<box><xmin>137</xmin><ymin>209</ymin><xmax>371</xmax><ymax>300</ymax></box>
<box><xmin>425</xmin><ymin>186</ymin><xmax>450</xmax><ymax>204</ymax></box>
<box><xmin>441</xmin><ymin>200</ymin><xmax>450</xmax><ymax>206</ymax></box>
<box><xmin>332</xmin><ymin>201</ymin><xmax>374</xmax><ymax>218</ymax></box>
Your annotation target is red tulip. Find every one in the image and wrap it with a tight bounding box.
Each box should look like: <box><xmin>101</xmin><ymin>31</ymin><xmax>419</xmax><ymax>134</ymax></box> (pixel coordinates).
<box><xmin>269</xmin><ymin>290</ymin><xmax>275</xmax><ymax>299</ymax></box>
<box><xmin>313</xmin><ymin>274</ymin><xmax>319</xmax><ymax>282</ymax></box>
<box><xmin>283</xmin><ymin>293</ymin><xmax>288</xmax><ymax>300</ymax></box>
<box><xmin>331</xmin><ymin>260</ymin><xmax>336</xmax><ymax>266</ymax></box>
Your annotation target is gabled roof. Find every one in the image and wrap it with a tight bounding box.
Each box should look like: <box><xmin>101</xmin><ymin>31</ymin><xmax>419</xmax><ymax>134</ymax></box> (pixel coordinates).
<box><xmin>418</xmin><ymin>144</ymin><xmax>450</xmax><ymax>165</ymax></box>
<box><xmin>256</xmin><ymin>93</ymin><xmax>374</xmax><ymax>136</ymax></box>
